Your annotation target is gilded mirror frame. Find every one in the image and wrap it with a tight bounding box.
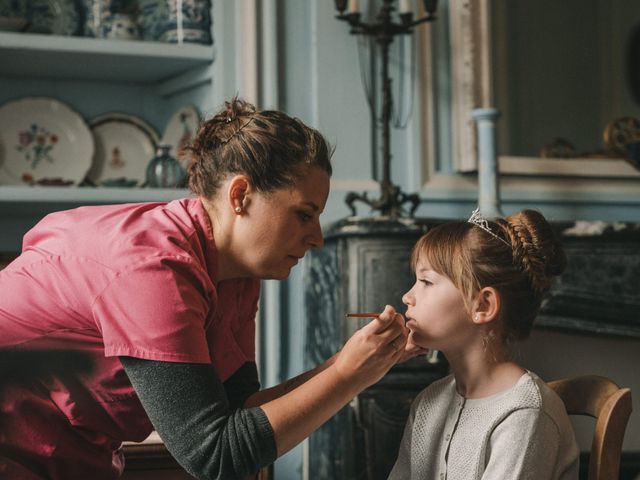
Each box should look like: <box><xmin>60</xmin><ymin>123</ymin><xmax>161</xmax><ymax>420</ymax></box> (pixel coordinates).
<box><xmin>447</xmin><ymin>0</ymin><xmax>640</xmax><ymax>179</ymax></box>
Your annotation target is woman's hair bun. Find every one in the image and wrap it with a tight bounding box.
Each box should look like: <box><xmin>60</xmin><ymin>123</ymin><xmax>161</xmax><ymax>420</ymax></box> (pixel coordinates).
<box><xmin>500</xmin><ymin>210</ymin><xmax>567</xmax><ymax>294</ymax></box>
<box><xmin>185</xmin><ymin>96</ymin><xmax>332</xmax><ymax>199</ymax></box>
<box><xmin>221</xmin><ymin>97</ymin><xmax>256</xmax><ymax>123</ymax></box>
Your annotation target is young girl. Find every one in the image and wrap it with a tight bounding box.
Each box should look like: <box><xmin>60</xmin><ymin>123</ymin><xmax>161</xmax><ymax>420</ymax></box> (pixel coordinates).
<box><xmin>388</xmin><ymin>208</ymin><xmax>580</xmax><ymax>480</ymax></box>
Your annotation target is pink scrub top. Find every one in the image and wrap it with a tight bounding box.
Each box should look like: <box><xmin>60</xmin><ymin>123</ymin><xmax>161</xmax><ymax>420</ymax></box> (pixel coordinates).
<box><xmin>0</xmin><ymin>198</ymin><xmax>260</xmax><ymax>479</ymax></box>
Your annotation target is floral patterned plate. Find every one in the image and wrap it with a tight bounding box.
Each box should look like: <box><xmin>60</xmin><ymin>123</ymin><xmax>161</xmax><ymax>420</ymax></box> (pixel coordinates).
<box><xmin>161</xmin><ymin>104</ymin><xmax>201</xmax><ymax>168</ymax></box>
<box><xmin>0</xmin><ymin>97</ymin><xmax>94</xmax><ymax>185</ymax></box>
<box><xmin>87</xmin><ymin>113</ymin><xmax>159</xmax><ymax>187</ymax></box>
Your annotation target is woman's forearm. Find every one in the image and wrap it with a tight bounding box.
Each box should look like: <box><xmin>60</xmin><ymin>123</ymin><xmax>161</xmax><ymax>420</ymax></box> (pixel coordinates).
<box><xmin>244</xmin><ymin>354</ymin><xmax>337</xmax><ymax>407</ymax></box>
<box><xmin>120</xmin><ymin>357</ymin><xmax>276</xmax><ymax>479</ymax></box>
<box><xmin>259</xmin><ymin>362</ymin><xmax>363</xmax><ymax>456</ymax></box>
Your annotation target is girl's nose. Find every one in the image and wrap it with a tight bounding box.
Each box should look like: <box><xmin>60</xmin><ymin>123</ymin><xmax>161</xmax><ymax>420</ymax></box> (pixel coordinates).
<box><xmin>402</xmin><ymin>289</ymin><xmax>413</xmax><ymax>306</ymax></box>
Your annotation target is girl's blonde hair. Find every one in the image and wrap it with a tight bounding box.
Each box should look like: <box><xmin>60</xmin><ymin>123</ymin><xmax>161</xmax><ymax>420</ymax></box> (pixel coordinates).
<box><xmin>411</xmin><ymin>210</ymin><xmax>566</xmax><ymax>343</ymax></box>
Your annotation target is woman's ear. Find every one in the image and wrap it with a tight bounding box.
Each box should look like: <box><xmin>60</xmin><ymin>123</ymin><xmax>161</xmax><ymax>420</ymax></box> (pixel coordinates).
<box><xmin>227</xmin><ymin>175</ymin><xmax>251</xmax><ymax>214</ymax></box>
<box><xmin>472</xmin><ymin>287</ymin><xmax>501</xmax><ymax>325</ymax></box>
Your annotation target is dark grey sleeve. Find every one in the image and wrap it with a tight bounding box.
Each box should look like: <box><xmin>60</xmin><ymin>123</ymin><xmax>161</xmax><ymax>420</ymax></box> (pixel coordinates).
<box><xmin>119</xmin><ymin>356</ymin><xmax>277</xmax><ymax>480</ymax></box>
<box><xmin>223</xmin><ymin>362</ymin><xmax>261</xmax><ymax>411</ymax></box>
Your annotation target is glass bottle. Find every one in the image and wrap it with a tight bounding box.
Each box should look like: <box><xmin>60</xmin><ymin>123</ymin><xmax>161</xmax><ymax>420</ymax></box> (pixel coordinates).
<box><xmin>145</xmin><ymin>145</ymin><xmax>186</xmax><ymax>188</ymax></box>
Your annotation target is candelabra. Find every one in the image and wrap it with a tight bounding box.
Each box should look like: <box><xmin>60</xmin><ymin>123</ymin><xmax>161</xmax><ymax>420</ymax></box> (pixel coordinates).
<box><xmin>334</xmin><ymin>0</ymin><xmax>438</xmax><ymax>219</ymax></box>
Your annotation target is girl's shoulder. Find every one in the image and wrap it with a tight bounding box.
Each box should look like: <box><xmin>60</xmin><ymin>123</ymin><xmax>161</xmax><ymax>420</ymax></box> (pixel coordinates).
<box><xmin>522</xmin><ymin>371</ymin><xmax>572</xmax><ymax>420</ymax></box>
<box><xmin>493</xmin><ymin>371</ymin><xmax>570</xmax><ymax>430</ymax></box>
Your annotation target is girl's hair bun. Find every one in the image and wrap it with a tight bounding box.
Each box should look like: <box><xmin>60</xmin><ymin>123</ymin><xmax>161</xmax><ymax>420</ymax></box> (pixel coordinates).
<box><xmin>499</xmin><ymin>210</ymin><xmax>566</xmax><ymax>294</ymax></box>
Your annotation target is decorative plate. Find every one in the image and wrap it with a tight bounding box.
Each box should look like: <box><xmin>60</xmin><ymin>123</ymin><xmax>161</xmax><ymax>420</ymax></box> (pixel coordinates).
<box><xmin>87</xmin><ymin>113</ymin><xmax>159</xmax><ymax>187</ymax></box>
<box><xmin>0</xmin><ymin>97</ymin><xmax>94</xmax><ymax>185</ymax></box>
<box><xmin>161</xmin><ymin>104</ymin><xmax>201</xmax><ymax>166</ymax></box>
<box><xmin>27</xmin><ymin>0</ymin><xmax>80</xmax><ymax>36</ymax></box>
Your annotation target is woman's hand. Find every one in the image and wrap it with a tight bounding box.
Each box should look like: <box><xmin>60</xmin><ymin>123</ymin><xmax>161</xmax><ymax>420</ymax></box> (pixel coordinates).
<box><xmin>333</xmin><ymin>304</ymin><xmax>408</xmax><ymax>390</ymax></box>
<box><xmin>397</xmin><ymin>331</ymin><xmax>430</xmax><ymax>363</ymax></box>
<box><xmin>260</xmin><ymin>305</ymin><xmax>409</xmax><ymax>457</ymax></box>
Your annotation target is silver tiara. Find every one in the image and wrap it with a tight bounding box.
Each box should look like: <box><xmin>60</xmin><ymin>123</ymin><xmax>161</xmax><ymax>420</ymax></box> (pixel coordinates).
<box><xmin>467</xmin><ymin>208</ymin><xmax>510</xmax><ymax>247</ymax></box>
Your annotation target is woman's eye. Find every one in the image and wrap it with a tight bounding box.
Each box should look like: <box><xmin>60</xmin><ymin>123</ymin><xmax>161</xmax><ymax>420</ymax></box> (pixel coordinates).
<box><xmin>298</xmin><ymin>211</ymin><xmax>312</xmax><ymax>222</ymax></box>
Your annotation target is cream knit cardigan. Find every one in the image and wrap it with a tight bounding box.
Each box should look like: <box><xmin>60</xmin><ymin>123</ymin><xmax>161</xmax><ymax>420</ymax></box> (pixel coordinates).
<box><xmin>388</xmin><ymin>371</ymin><xmax>579</xmax><ymax>480</ymax></box>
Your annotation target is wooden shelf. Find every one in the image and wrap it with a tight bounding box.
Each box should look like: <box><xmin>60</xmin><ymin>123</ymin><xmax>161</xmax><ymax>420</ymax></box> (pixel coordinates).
<box><xmin>0</xmin><ymin>185</ymin><xmax>190</xmax><ymax>204</ymax></box>
<box><xmin>0</xmin><ymin>32</ymin><xmax>213</xmax><ymax>84</ymax></box>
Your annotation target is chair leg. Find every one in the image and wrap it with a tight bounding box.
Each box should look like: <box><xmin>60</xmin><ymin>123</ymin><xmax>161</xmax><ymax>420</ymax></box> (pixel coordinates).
<box><xmin>257</xmin><ymin>464</ymin><xmax>273</xmax><ymax>480</ymax></box>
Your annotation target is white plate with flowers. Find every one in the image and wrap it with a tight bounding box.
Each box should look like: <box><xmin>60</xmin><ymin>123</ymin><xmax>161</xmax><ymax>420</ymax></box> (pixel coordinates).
<box><xmin>87</xmin><ymin>113</ymin><xmax>159</xmax><ymax>187</ymax></box>
<box><xmin>0</xmin><ymin>97</ymin><xmax>93</xmax><ymax>185</ymax></box>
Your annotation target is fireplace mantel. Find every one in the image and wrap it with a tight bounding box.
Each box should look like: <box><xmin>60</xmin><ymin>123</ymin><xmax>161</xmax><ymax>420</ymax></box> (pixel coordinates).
<box><xmin>316</xmin><ymin>216</ymin><xmax>640</xmax><ymax>340</ymax></box>
<box><xmin>540</xmin><ymin>220</ymin><xmax>640</xmax><ymax>339</ymax></box>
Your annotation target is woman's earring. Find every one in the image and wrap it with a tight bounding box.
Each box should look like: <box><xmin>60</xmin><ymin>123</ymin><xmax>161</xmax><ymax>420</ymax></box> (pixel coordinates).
<box><xmin>474</xmin><ymin>313</ymin><xmax>479</xmax><ymax>322</ymax></box>
<box><xmin>234</xmin><ymin>206</ymin><xmax>242</xmax><ymax>214</ymax></box>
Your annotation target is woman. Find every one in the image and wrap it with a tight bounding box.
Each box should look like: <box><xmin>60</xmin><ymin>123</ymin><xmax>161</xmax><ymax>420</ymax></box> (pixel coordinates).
<box><xmin>0</xmin><ymin>98</ymin><xmax>413</xmax><ymax>479</ymax></box>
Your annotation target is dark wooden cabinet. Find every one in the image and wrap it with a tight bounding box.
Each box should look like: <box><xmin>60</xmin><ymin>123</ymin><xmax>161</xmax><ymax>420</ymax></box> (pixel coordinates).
<box><xmin>304</xmin><ymin>217</ymin><xmax>449</xmax><ymax>480</ymax></box>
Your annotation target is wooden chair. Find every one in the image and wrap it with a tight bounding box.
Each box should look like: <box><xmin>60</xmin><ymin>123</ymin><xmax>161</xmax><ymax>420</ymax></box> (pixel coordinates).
<box><xmin>257</xmin><ymin>465</ymin><xmax>273</xmax><ymax>480</ymax></box>
<box><xmin>547</xmin><ymin>375</ymin><xmax>632</xmax><ymax>480</ymax></box>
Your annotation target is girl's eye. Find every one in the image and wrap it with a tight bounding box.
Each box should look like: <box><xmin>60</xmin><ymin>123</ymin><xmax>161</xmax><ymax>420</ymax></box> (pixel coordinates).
<box><xmin>419</xmin><ymin>279</ymin><xmax>432</xmax><ymax>286</ymax></box>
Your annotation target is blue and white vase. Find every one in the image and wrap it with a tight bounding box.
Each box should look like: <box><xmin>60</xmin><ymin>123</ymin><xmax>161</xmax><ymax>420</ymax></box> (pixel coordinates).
<box><xmin>0</xmin><ymin>0</ymin><xmax>28</xmax><ymax>31</ymax></box>
<box><xmin>21</xmin><ymin>0</ymin><xmax>81</xmax><ymax>35</ymax></box>
<box><xmin>139</xmin><ymin>0</ymin><xmax>211</xmax><ymax>44</ymax></box>
<box><xmin>83</xmin><ymin>0</ymin><xmax>141</xmax><ymax>39</ymax></box>
<box><xmin>103</xmin><ymin>12</ymin><xmax>140</xmax><ymax>39</ymax></box>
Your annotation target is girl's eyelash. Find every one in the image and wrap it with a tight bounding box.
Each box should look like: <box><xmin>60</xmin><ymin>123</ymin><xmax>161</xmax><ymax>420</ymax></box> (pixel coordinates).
<box><xmin>419</xmin><ymin>279</ymin><xmax>432</xmax><ymax>285</ymax></box>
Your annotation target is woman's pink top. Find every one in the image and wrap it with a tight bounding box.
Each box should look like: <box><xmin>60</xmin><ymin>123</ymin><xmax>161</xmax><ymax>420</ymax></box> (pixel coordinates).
<box><xmin>0</xmin><ymin>198</ymin><xmax>260</xmax><ymax>479</ymax></box>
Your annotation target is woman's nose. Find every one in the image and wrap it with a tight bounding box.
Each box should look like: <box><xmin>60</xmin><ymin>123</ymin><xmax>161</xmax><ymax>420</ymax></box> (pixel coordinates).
<box><xmin>307</xmin><ymin>220</ymin><xmax>324</xmax><ymax>249</ymax></box>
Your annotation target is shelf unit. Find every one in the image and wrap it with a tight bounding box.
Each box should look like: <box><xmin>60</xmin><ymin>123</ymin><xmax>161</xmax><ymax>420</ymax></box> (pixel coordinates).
<box><xmin>0</xmin><ymin>29</ymin><xmax>215</xmax><ymax>251</ymax></box>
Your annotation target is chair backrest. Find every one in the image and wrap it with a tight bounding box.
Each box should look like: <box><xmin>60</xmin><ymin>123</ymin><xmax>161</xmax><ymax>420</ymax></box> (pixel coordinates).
<box><xmin>547</xmin><ymin>375</ymin><xmax>632</xmax><ymax>480</ymax></box>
